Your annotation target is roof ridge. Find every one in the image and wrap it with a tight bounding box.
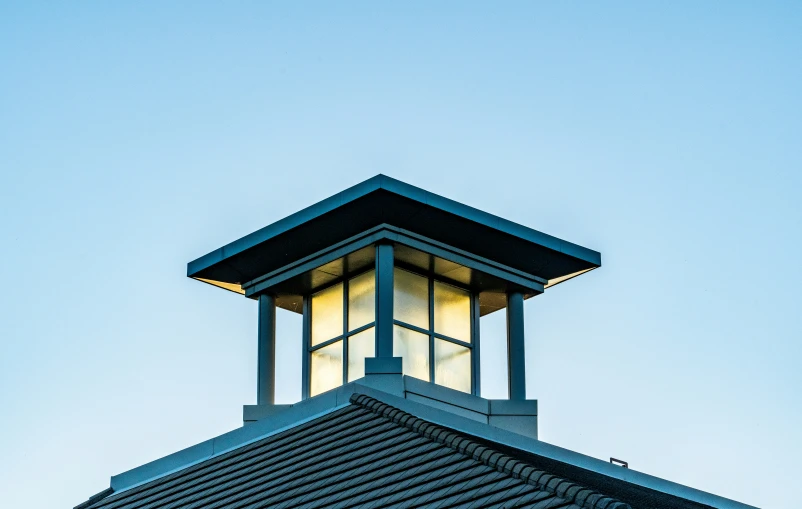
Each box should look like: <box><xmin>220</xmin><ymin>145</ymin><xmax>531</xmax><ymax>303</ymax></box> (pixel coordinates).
<box><xmin>350</xmin><ymin>393</ymin><xmax>632</xmax><ymax>509</ymax></box>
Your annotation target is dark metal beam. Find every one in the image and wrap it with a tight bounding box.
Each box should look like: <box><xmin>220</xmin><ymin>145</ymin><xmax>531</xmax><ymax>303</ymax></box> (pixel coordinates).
<box><xmin>242</xmin><ymin>226</ymin><xmax>386</xmax><ymax>296</ymax></box>
<box><xmin>507</xmin><ymin>291</ymin><xmax>526</xmax><ymax>401</ymax></box>
<box><xmin>375</xmin><ymin>242</ymin><xmax>394</xmax><ymax>358</ymax></box>
<box><xmin>242</xmin><ymin>225</ymin><xmax>544</xmax><ymax>300</ymax></box>
<box><xmin>256</xmin><ymin>293</ymin><xmax>276</xmax><ymax>405</ymax></box>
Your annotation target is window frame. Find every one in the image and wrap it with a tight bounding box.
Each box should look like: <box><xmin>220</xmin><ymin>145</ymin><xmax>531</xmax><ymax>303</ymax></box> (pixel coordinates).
<box><xmin>392</xmin><ymin>266</ymin><xmax>480</xmax><ymax>395</ymax></box>
<box><xmin>301</xmin><ymin>265</ymin><xmax>482</xmax><ymax>399</ymax></box>
<box><xmin>303</xmin><ymin>268</ymin><xmax>377</xmax><ymax>398</ymax></box>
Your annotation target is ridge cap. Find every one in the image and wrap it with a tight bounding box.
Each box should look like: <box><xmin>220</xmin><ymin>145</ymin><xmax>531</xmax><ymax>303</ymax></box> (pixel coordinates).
<box><xmin>350</xmin><ymin>392</ymin><xmax>632</xmax><ymax>509</ymax></box>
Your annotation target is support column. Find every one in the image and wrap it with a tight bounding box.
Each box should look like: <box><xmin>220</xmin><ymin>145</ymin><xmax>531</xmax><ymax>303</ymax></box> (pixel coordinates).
<box><xmin>301</xmin><ymin>296</ymin><xmax>310</xmax><ymax>399</ymax></box>
<box><xmin>506</xmin><ymin>291</ymin><xmax>526</xmax><ymax>401</ymax></box>
<box><xmin>375</xmin><ymin>242</ymin><xmax>395</xmax><ymax>358</ymax></box>
<box><xmin>257</xmin><ymin>293</ymin><xmax>277</xmax><ymax>405</ymax></box>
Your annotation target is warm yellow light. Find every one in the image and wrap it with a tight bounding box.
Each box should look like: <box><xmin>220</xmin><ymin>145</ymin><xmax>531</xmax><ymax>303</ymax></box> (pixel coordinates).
<box><xmin>545</xmin><ymin>268</ymin><xmax>595</xmax><ymax>288</ymax></box>
<box><xmin>195</xmin><ymin>278</ymin><xmax>245</xmax><ymax>294</ymax></box>
<box><xmin>434</xmin><ymin>281</ymin><xmax>470</xmax><ymax>342</ymax></box>
<box><xmin>393</xmin><ymin>268</ymin><xmax>429</xmax><ymax>329</ymax></box>
<box><xmin>348</xmin><ymin>270</ymin><xmax>375</xmax><ymax>331</ymax></box>
<box><xmin>311</xmin><ymin>283</ymin><xmax>343</xmax><ymax>346</ymax></box>
<box><xmin>310</xmin><ymin>341</ymin><xmax>343</xmax><ymax>396</ymax></box>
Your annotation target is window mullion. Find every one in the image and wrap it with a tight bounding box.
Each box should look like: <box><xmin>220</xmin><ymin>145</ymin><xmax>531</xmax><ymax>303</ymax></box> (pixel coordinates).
<box><xmin>392</xmin><ymin>319</ymin><xmax>430</xmax><ymax>336</ymax></box>
<box><xmin>432</xmin><ymin>333</ymin><xmax>471</xmax><ymax>349</ymax></box>
<box><xmin>309</xmin><ymin>334</ymin><xmax>346</xmax><ymax>352</ymax></box>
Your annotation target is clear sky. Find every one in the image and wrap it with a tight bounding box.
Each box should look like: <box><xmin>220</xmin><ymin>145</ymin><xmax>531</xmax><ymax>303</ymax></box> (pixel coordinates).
<box><xmin>1</xmin><ymin>2</ymin><xmax>800</xmax><ymax>508</ymax></box>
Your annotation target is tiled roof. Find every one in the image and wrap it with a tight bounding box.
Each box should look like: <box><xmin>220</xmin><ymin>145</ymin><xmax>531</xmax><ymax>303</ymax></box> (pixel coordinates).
<box><xmin>77</xmin><ymin>393</ymin><xmax>630</xmax><ymax>509</ymax></box>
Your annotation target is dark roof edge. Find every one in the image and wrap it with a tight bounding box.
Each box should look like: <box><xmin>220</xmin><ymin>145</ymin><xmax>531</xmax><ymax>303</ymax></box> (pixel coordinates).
<box><xmin>350</xmin><ymin>393</ymin><xmax>630</xmax><ymax>509</ymax></box>
<box><xmin>187</xmin><ymin>175</ymin><xmax>383</xmax><ymax>277</ymax></box>
<box><xmin>375</xmin><ymin>175</ymin><xmax>601</xmax><ymax>264</ymax></box>
<box><xmin>187</xmin><ymin>174</ymin><xmax>601</xmax><ymax>278</ymax></box>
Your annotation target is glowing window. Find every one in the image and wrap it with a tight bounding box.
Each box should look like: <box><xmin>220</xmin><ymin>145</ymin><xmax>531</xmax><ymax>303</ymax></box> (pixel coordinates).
<box><xmin>347</xmin><ymin>327</ymin><xmax>375</xmax><ymax>382</ymax></box>
<box><xmin>393</xmin><ymin>268</ymin><xmax>428</xmax><ymax>329</ymax></box>
<box><xmin>393</xmin><ymin>268</ymin><xmax>474</xmax><ymax>393</ymax></box>
<box><xmin>435</xmin><ymin>338</ymin><xmax>471</xmax><ymax>393</ymax></box>
<box><xmin>311</xmin><ymin>283</ymin><xmax>343</xmax><ymax>347</ymax></box>
<box><xmin>310</xmin><ymin>341</ymin><xmax>343</xmax><ymax>397</ymax></box>
<box><xmin>434</xmin><ymin>281</ymin><xmax>471</xmax><ymax>342</ymax></box>
<box><xmin>309</xmin><ymin>270</ymin><xmax>376</xmax><ymax>396</ymax></box>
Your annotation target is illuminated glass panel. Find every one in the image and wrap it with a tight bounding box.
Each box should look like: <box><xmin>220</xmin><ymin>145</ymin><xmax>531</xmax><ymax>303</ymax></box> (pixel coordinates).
<box><xmin>393</xmin><ymin>268</ymin><xmax>429</xmax><ymax>329</ymax></box>
<box><xmin>348</xmin><ymin>270</ymin><xmax>375</xmax><ymax>331</ymax></box>
<box><xmin>347</xmin><ymin>326</ymin><xmax>375</xmax><ymax>382</ymax></box>
<box><xmin>310</xmin><ymin>340</ymin><xmax>343</xmax><ymax>396</ymax></box>
<box><xmin>433</xmin><ymin>281</ymin><xmax>471</xmax><ymax>342</ymax></box>
<box><xmin>393</xmin><ymin>325</ymin><xmax>430</xmax><ymax>381</ymax></box>
<box><xmin>435</xmin><ymin>339</ymin><xmax>471</xmax><ymax>393</ymax></box>
<box><xmin>311</xmin><ymin>283</ymin><xmax>343</xmax><ymax>346</ymax></box>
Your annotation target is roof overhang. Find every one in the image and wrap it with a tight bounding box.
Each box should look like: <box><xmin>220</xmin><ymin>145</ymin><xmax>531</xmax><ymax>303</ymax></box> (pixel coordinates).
<box><xmin>187</xmin><ymin>175</ymin><xmax>601</xmax><ymax>295</ymax></box>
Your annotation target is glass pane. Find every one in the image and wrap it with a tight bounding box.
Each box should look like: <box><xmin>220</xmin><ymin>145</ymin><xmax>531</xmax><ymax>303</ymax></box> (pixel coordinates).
<box><xmin>348</xmin><ymin>270</ymin><xmax>375</xmax><ymax>331</ymax></box>
<box><xmin>347</xmin><ymin>327</ymin><xmax>375</xmax><ymax>382</ymax></box>
<box><xmin>394</xmin><ymin>268</ymin><xmax>429</xmax><ymax>329</ymax></box>
<box><xmin>435</xmin><ymin>339</ymin><xmax>471</xmax><ymax>393</ymax></box>
<box><xmin>311</xmin><ymin>282</ymin><xmax>343</xmax><ymax>346</ymax></box>
<box><xmin>434</xmin><ymin>281</ymin><xmax>471</xmax><ymax>342</ymax></box>
<box><xmin>310</xmin><ymin>340</ymin><xmax>343</xmax><ymax>396</ymax></box>
<box><xmin>393</xmin><ymin>325</ymin><xmax>430</xmax><ymax>382</ymax></box>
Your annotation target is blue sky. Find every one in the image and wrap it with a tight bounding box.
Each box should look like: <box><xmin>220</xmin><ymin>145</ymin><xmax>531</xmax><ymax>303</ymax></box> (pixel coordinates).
<box><xmin>1</xmin><ymin>2</ymin><xmax>800</xmax><ymax>508</ymax></box>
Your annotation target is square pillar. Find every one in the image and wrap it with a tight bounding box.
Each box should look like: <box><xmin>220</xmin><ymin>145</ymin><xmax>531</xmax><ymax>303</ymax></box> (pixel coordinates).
<box><xmin>375</xmin><ymin>242</ymin><xmax>394</xmax><ymax>358</ymax></box>
<box><xmin>257</xmin><ymin>293</ymin><xmax>277</xmax><ymax>405</ymax></box>
<box><xmin>506</xmin><ymin>291</ymin><xmax>526</xmax><ymax>400</ymax></box>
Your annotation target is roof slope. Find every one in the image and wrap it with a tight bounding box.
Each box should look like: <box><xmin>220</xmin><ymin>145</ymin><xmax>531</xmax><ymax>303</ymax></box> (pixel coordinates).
<box><xmin>78</xmin><ymin>394</ymin><xmax>629</xmax><ymax>509</ymax></box>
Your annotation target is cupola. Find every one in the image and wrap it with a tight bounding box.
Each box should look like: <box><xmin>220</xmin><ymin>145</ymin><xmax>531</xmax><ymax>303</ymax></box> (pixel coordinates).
<box><xmin>188</xmin><ymin>175</ymin><xmax>600</xmax><ymax>433</ymax></box>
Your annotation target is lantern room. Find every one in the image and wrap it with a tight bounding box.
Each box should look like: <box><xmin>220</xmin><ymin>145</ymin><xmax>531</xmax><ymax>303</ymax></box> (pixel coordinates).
<box><xmin>187</xmin><ymin>175</ymin><xmax>600</xmax><ymax>408</ymax></box>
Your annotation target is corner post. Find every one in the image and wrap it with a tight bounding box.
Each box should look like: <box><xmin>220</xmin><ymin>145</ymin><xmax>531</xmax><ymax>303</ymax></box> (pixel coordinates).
<box><xmin>375</xmin><ymin>242</ymin><xmax>394</xmax><ymax>358</ymax></box>
<box><xmin>257</xmin><ymin>293</ymin><xmax>277</xmax><ymax>405</ymax></box>
<box><xmin>301</xmin><ymin>296</ymin><xmax>310</xmax><ymax>400</ymax></box>
<box><xmin>506</xmin><ymin>291</ymin><xmax>526</xmax><ymax>400</ymax></box>
<box><xmin>471</xmin><ymin>292</ymin><xmax>481</xmax><ymax>396</ymax></box>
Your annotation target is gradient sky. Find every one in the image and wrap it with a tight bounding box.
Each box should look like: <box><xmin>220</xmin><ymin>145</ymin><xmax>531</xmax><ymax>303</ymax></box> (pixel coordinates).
<box><xmin>1</xmin><ymin>2</ymin><xmax>800</xmax><ymax>508</ymax></box>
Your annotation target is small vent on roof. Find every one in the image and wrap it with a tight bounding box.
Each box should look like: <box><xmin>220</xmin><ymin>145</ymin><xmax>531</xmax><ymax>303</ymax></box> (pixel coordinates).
<box><xmin>610</xmin><ymin>457</ymin><xmax>629</xmax><ymax>468</ymax></box>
